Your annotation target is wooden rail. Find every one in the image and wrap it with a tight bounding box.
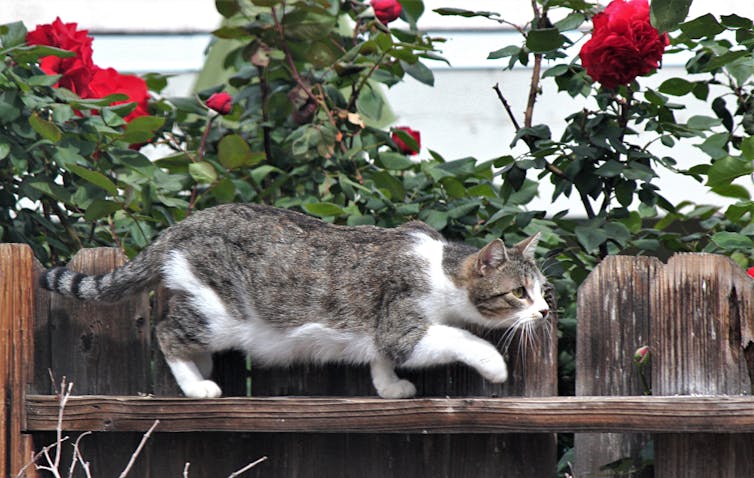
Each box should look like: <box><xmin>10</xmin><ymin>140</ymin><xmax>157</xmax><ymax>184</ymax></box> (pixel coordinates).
<box><xmin>25</xmin><ymin>395</ymin><xmax>754</xmax><ymax>434</ymax></box>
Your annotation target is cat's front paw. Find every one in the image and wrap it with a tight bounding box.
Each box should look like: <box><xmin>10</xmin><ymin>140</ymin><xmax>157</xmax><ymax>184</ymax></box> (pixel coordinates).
<box><xmin>477</xmin><ymin>354</ymin><xmax>508</xmax><ymax>384</ymax></box>
<box><xmin>376</xmin><ymin>379</ymin><xmax>417</xmax><ymax>399</ymax></box>
<box><xmin>183</xmin><ymin>380</ymin><xmax>223</xmax><ymax>398</ymax></box>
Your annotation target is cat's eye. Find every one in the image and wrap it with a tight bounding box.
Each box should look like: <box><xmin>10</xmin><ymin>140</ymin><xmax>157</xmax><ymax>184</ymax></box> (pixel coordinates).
<box><xmin>510</xmin><ymin>287</ymin><xmax>527</xmax><ymax>299</ymax></box>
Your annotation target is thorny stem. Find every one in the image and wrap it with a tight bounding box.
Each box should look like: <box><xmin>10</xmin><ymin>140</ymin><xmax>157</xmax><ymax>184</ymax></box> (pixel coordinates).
<box><xmin>270</xmin><ymin>4</ymin><xmax>338</xmax><ymax>130</ymax></box>
<box><xmin>257</xmin><ymin>65</ymin><xmax>273</xmax><ymax>163</ymax></box>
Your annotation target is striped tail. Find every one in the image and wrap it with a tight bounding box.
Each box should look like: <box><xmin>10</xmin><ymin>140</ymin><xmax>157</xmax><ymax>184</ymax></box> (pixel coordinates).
<box><xmin>40</xmin><ymin>253</ymin><xmax>160</xmax><ymax>302</ymax></box>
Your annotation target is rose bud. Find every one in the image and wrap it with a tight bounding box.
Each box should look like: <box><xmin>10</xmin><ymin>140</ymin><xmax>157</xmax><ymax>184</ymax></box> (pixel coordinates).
<box><xmin>748</xmin><ymin>266</ymin><xmax>754</xmax><ymax>279</ymax></box>
<box><xmin>206</xmin><ymin>92</ymin><xmax>233</xmax><ymax>115</ymax></box>
<box><xmin>391</xmin><ymin>126</ymin><xmax>420</xmax><ymax>156</ymax></box>
<box><xmin>633</xmin><ymin>345</ymin><xmax>650</xmax><ymax>366</ymax></box>
<box><xmin>371</xmin><ymin>0</ymin><xmax>402</xmax><ymax>24</ymax></box>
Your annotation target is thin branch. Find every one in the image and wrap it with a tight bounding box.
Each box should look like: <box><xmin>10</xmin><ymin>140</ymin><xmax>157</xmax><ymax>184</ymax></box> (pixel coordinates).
<box><xmin>15</xmin><ymin>438</ymin><xmax>70</xmax><ymax>478</ymax></box>
<box><xmin>524</xmin><ymin>53</ymin><xmax>543</xmax><ymax>129</ymax></box>
<box><xmin>117</xmin><ymin>420</ymin><xmax>160</xmax><ymax>478</ymax></box>
<box><xmin>228</xmin><ymin>457</ymin><xmax>269</xmax><ymax>478</ymax></box>
<box><xmin>68</xmin><ymin>431</ymin><xmax>93</xmax><ymax>478</ymax></box>
<box><xmin>492</xmin><ymin>83</ymin><xmax>522</xmax><ymax>131</ymax></box>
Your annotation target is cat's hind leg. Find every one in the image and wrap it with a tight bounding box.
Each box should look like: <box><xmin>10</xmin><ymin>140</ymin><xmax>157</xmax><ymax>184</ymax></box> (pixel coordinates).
<box><xmin>370</xmin><ymin>355</ymin><xmax>417</xmax><ymax>398</ymax></box>
<box><xmin>156</xmin><ymin>296</ymin><xmax>222</xmax><ymax>398</ymax></box>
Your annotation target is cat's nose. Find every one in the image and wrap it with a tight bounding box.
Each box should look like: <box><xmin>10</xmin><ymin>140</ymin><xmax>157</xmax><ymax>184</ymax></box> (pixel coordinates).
<box><xmin>539</xmin><ymin>309</ymin><xmax>550</xmax><ymax>319</ymax></box>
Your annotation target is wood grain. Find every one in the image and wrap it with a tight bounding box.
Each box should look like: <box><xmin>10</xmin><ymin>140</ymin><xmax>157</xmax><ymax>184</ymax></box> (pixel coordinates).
<box><xmin>652</xmin><ymin>254</ymin><xmax>754</xmax><ymax>477</ymax></box>
<box><xmin>1</xmin><ymin>244</ymin><xmax>38</xmax><ymax>478</ymax></box>
<box><xmin>24</xmin><ymin>394</ymin><xmax>754</xmax><ymax>434</ymax></box>
<box><xmin>575</xmin><ymin>255</ymin><xmax>660</xmax><ymax>476</ymax></box>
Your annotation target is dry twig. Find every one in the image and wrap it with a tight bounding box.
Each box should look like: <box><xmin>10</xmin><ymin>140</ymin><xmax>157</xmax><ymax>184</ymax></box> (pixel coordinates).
<box><xmin>227</xmin><ymin>456</ymin><xmax>269</xmax><ymax>478</ymax></box>
<box><xmin>117</xmin><ymin>419</ymin><xmax>160</xmax><ymax>478</ymax></box>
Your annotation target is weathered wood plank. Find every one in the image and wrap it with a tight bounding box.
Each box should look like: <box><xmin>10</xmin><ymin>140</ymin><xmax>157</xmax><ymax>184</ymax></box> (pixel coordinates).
<box><xmin>575</xmin><ymin>255</ymin><xmax>660</xmax><ymax>476</ymax></box>
<box><xmin>24</xmin><ymin>395</ymin><xmax>754</xmax><ymax>434</ymax></box>
<box><xmin>1</xmin><ymin>244</ymin><xmax>38</xmax><ymax>478</ymax></box>
<box><xmin>651</xmin><ymin>253</ymin><xmax>754</xmax><ymax>477</ymax></box>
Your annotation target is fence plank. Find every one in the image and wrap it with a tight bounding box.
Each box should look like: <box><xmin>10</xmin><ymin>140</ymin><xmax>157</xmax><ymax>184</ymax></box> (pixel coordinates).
<box><xmin>248</xmin><ymin>301</ymin><xmax>557</xmax><ymax>477</ymax></box>
<box><xmin>37</xmin><ymin>248</ymin><xmax>154</xmax><ymax>477</ymax></box>
<box><xmin>651</xmin><ymin>253</ymin><xmax>754</xmax><ymax>477</ymax></box>
<box><xmin>23</xmin><ymin>395</ymin><xmax>754</xmax><ymax>433</ymax></box>
<box><xmin>0</xmin><ymin>244</ymin><xmax>37</xmax><ymax>478</ymax></box>
<box><xmin>575</xmin><ymin>255</ymin><xmax>660</xmax><ymax>476</ymax></box>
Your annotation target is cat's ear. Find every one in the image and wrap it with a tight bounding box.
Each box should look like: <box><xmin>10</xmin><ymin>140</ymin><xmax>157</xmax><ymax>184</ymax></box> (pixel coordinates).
<box><xmin>514</xmin><ymin>232</ymin><xmax>541</xmax><ymax>260</ymax></box>
<box><xmin>476</xmin><ymin>239</ymin><xmax>508</xmax><ymax>276</ymax></box>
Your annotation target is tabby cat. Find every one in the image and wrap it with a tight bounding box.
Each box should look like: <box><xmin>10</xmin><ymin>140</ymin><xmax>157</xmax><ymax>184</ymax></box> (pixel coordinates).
<box><xmin>41</xmin><ymin>204</ymin><xmax>550</xmax><ymax>398</ymax></box>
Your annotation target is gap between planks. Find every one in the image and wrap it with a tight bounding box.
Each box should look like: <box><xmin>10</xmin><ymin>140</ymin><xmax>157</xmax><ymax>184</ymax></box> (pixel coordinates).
<box><xmin>24</xmin><ymin>395</ymin><xmax>754</xmax><ymax>434</ymax></box>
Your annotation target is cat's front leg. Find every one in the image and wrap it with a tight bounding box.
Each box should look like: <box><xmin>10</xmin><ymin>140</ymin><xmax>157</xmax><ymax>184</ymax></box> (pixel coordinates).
<box><xmin>370</xmin><ymin>355</ymin><xmax>417</xmax><ymax>398</ymax></box>
<box><xmin>402</xmin><ymin>324</ymin><xmax>508</xmax><ymax>384</ymax></box>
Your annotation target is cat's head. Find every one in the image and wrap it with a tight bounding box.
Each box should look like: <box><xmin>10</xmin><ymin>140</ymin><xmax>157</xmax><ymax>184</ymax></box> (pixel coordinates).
<box><xmin>463</xmin><ymin>233</ymin><xmax>550</xmax><ymax>329</ymax></box>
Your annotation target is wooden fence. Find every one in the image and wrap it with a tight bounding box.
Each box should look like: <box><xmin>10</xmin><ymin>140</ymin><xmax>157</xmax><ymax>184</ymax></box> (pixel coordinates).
<box><xmin>2</xmin><ymin>244</ymin><xmax>754</xmax><ymax>477</ymax></box>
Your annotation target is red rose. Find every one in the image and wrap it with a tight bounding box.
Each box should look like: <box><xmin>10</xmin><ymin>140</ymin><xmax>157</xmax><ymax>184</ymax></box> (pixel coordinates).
<box><xmin>392</xmin><ymin>126</ymin><xmax>421</xmax><ymax>155</ymax></box>
<box><xmin>26</xmin><ymin>17</ymin><xmax>96</xmax><ymax>96</ymax></box>
<box><xmin>206</xmin><ymin>92</ymin><xmax>233</xmax><ymax>115</ymax></box>
<box><xmin>579</xmin><ymin>0</ymin><xmax>669</xmax><ymax>89</ymax></box>
<box><xmin>371</xmin><ymin>0</ymin><xmax>402</xmax><ymax>24</ymax></box>
<box><xmin>748</xmin><ymin>266</ymin><xmax>754</xmax><ymax>279</ymax></box>
<box><xmin>88</xmin><ymin>67</ymin><xmax>150</xmax><ymax>121</ymax></box>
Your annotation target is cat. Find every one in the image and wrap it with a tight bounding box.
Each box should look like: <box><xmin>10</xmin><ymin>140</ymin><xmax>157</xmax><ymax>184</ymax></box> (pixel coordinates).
<box><xmin>40</xmin><ymin>203</ymin><xmax>550</xmax><ymax>399</ymax></box>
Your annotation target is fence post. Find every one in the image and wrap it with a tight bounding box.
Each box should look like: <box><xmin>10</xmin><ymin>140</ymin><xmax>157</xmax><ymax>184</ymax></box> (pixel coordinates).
<box><xmin>651</xmin><ymin>253</ymin><xmax>754</xmax><ymax>476</ymax></box>
<box><xmin>1</xmin><ymin>244</ymin><xmax>37</xmax><ymax>478</ymax></box>
<box><xmin>574</xmin><ymin>255</ymin><xmax>660</xmax><ymax>476</ymax></box>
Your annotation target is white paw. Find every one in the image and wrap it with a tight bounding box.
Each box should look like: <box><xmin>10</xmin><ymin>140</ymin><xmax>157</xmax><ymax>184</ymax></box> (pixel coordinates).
<box><xmin>183</xmin><ymin>380</ymin><xmax>223</xmax><ymax>398</ymax></box>
<box><xmin>376</xmin><ymin>379</ymin><xmax>417</xmax><ymax>399</ymax></box>
<box><xmin>477</xmin><ymin>353</ymin><xmax>508</xmax><ymax>383</ymax></box>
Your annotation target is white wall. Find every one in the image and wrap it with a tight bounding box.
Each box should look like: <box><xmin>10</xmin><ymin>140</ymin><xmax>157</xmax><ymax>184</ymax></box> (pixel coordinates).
<box><xmin>4</xmin><ymin>1</ymin><xmax>754</xmax><ymax>213</ymax></box>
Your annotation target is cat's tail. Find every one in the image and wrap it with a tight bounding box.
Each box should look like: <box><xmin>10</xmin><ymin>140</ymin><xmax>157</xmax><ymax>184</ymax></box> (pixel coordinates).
<box><xmin>40</xmin><ymin>248</ymin><xmax>162</xmax><ymax>302</ymax></box>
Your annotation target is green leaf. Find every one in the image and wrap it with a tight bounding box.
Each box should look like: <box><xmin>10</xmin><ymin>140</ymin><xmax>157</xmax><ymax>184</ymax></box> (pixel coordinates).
<box><xmin>0</xmin><ymin>141</ymin><xmax>9</xmax><ymax>160</ymax></box>
<box><xmin>526</xmin><ymin>28</ymin><xmax>564</xmax><ymax>53</ymax></box>
<box><xmin>28</xmin><ymin>113</ymin><xmax>62</xmax><ymax>143</ymax></box>
<box><xmin>742</xmin><ymin>136</ymin><xmax>754</xmax><ymax>160</ymax></box>
<box><xmin>283</xmin><ymin>10</ymin><xmax>336</xmax><ymax>42</ymax></box>
<box><xmin>0</xmin><ymin>21</ymin><xmax>27</xmax><ymax>49</ymax></box>
<box><xmin>302</xmin><ymin>202</ymin><xmax>346</xmax><ymax>217</ymax></box>
<box><xmin>720</xmin><ymin>14</ymin><xmax>753</xmax><ymax>29</ymax></box>
<box><xmin>400</xmin><ymin>60</ymin><xmax>435</xmax><ymax>86</ymax></box>
<box><xmin>679</xmin><ymin>13</ymin><xmax>725</xmax><ymax>39</ymax></box>
<box><xmin>554</xmin><ymin>12</ymin><xmax>586</xmax><ymax>31</ymax></box>
<box><xmin>215</xmin><ymin>0</ymin><xmax>240</xmax><ymax>17</ymax></box>
<box><xmin>218</xmin><ymin>134</ymin><xmax>264</xmax><ymax>169</ymax></box>
<box><xmin>650</xmin><ymin>0</ymin><xmax>693</xmax><ymax>32</ymax></box>
<box><xmin>574</xmin><ymin>225</ymin><xmax>609</xmax><ymax>252</ymax></box>
<box><xmin>658</xmin><ymin>78</ymin><xmax>695</xmax><ymax>96</ymax></box>
<box><xmin>121</xmin><ymin>116</ymin><xmax>165</xmax><ymax>144</ymax></box>
<box><xmin>8</xmin><ymin>45</ymin><xmax>76</xmax><ymax>64</ymax></box>
<box><xmin>432</xmin><ymin>8</ymin><xmax>500</xmax><ymax>20</ymax></box>
<box><xmin>420</xmin><ymin>209</ymin><xmax>448</xmax><ymax>231</ymax></box>
<box><xmin>378</xmin><ymin>152</ymin><xmax>414</xmax><ymax>170</ymax></box>
<box><xmin>488</xmin><ymin>45</ymin><xmax>521</xmax><ymax>60</ymax></box>
<box><xmin>66</xmin><ymin>164</ymin><xmax>119</xmax><ymax>195</ymax></box>
<box><xmin>189</xmin><ymin>161</ymin><xmax>218</xmax><ymax>184</ymax></box>
<box><xmin>706</xmin><ymin>156</ymin><xmax>754</xmax><ymax>187</ymax></box>
<box><xmin>84</xmin><ymin>199</ymin><xmax>122</xmax><ymax>221</ymax></box>
<box><xmin>711</xmin><ymin>183</ymin><xmax>751</xmax><ymax>200</ymax></box>
<box><xmin>711</xmin><ymin>231</ymin><xmax>754</xmax><ymax>249</ymax></box>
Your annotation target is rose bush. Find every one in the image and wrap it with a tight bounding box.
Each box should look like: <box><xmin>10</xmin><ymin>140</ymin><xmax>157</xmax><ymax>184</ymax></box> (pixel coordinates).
<box><xmin>25</xmin><ymin>17</ymin><xmax>149</xmax><ymax>122</ymax></box>
<box><xmin>579</xmin><ymin>0</ymin><xmax>669</xmax><ymax>89</ymax></box>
